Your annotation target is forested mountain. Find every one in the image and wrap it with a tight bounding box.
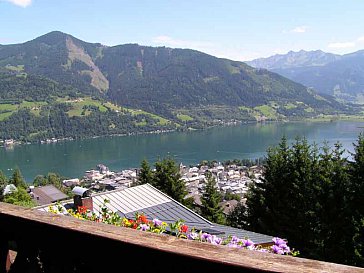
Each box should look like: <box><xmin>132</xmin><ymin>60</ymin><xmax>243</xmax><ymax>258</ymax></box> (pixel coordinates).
<box><xmin>0</xmin><ymin>70</ymin><xmax>177</xmax><ymax>142</ymax></box>
<box><xmin>0</xmin><ymin>32</ymin><xmax>355</xmax><ymax>142</ymax></box>
<box><xmin>247</xmin><ymin>50</ymin><xmax>364</xmax><ymax>103</ymax></box>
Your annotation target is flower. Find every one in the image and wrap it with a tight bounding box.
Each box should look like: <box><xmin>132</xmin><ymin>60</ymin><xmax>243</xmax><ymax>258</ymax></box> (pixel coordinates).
<box><xmin>271</xmin><ymin>244</ymin><xmax>284</xmax><ymax>255</ymax></box>
<box><xmin>77</xmin><ymin>206</ymin><xmax>87</xmax><ymax>214</ymax></box>
<box><xmin>137</xmin><ymin>214</ymin><xmax>148</xmax><ymax>224</ymax></box>
<box><xmin>139</xmin><ymin>224</ymin><xmax>150</xmax><ymax>231</ymax></box>
<box><xmin>242</xmin><ymin>239</ymin><xmax>254</xmax><ymax>248</ymax></box>
<box><xmin>201</xmin><ymin>233</ymin><xmax>212</xmax><ymax>241</ymax></box>
<box><xmin>187</xmin><ymin>232</ymin><xmax>199</xmax><ymax>240</ymax></box>
<box><xmin>153</xmin><ymin>218</ymin><xmax>163</xmax><ymax>227</ymax></box>
<box><xmin>49</xmin><ymin>201</ymin><xmax>297</xmax><ymax>256</ymax></box>
<box><xmin>180</xmin><ymin>224</ymin><xmax>188</xmax><ymax>233</ymax></box>
<box><xmin>272</xmin><ymin>237</ymin><xmax>286</xmax><ymax>246</ymax></box>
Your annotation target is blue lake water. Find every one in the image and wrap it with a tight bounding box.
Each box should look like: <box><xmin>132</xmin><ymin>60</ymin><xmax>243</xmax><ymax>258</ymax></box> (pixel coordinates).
<box><xmin>1</xmin><ymin>121</ymin><xmax>363</xmax><ymax>182</ymax></box>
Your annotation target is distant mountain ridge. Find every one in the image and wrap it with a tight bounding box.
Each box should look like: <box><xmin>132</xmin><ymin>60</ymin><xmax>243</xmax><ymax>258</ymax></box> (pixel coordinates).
<box><xmin>247</xmin><ymin>50</ymin><xmax>364</xmax><ymax>103</ymax></box>
<box><xmin>247</xmin><ymin>50</ymin><xmax>341</xmax><ymax>69</ymax></box>
<box><xmin>0</xmin><ymin>31</ymin><xmax>354</xmax><ymax>142</ymax></box>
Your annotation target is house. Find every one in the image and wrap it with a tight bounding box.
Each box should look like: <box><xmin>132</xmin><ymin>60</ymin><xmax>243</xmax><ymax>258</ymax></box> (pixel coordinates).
<box><xmin>30</xmin><ymin>185</ymin><xmax>69</xmax><ymax>206</ymax></box>
<box><xmin>219</xmin><ymin>199</ymin><xmax>239</xmax><ymax>216</ymax></box>
<box><xmin>62</xmin><ymin>178</ymin><xmax>80</xmax><ymax>187</ymax></box>
<box><xmin>3</xmin><ymin>184</ymin><xmax>17</xmax><ymax>196</ymax></box>
<box><xmin>36</xmin><ymin>183</ymin><xmax>274</xmax><ymax>245</ymax></box>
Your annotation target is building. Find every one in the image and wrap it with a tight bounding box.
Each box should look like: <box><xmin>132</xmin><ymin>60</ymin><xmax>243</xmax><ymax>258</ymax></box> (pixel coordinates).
<box><xmin>30</xmin><ymin>185</ymin><xmax>69</xmax><ymax>206</ymax></box>
<box><xmin>62</xmin><ymin>178</ymin><xmax>80</xmax><ymax>187</ymax></box>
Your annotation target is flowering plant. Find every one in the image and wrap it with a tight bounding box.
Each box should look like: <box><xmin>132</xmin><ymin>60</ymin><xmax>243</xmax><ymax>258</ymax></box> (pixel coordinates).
<box><xmin>48</xmin><ymin>199</ymin><xmax>298</xmax><ymax>256</ymax></box>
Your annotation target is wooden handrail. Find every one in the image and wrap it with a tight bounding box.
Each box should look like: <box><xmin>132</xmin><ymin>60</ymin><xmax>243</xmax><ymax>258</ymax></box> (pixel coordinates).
<box><xmin>0</xmin><ymin>202</ymin><xmax>363</xmax><ymax>273</ymax></box>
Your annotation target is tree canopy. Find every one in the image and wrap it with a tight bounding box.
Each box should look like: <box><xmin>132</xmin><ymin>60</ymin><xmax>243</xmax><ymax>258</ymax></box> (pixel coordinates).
<box><xmin>228</xmin><ymin>136</ymin><xmax>364</xmax><ymax>267</ymax></box>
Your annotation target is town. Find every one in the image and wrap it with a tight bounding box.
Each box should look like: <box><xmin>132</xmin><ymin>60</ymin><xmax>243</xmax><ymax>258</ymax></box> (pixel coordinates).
<box><xmin>59</xmin><ymin>160</ymin><xmax>264</xmax><ymax>214</ymax></box>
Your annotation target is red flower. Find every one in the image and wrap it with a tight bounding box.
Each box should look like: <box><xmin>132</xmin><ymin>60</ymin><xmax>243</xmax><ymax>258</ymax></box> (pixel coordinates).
<box><xmin>138</xmin><ymin>214</ymin><xmax>148</xmax><ymax>224</ymax></box>
<box><xmin>77</xmin><ymin>206</ymin><xmax>87</xmax><ymax>214</ymax></box>
<box><xmin>180</xmin><ymin>225</ymin><xmax>188</xmax><ymax>233</ymax></box>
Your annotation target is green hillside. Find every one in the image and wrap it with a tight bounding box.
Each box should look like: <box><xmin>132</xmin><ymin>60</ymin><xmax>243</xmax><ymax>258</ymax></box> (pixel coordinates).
<box><xmin>0</xmin><ymin>31</ymin><xmax>357</xmax><ymax>141</ymax></box>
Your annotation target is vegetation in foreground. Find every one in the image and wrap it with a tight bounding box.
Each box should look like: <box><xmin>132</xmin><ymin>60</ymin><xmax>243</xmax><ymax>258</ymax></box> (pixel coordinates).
<box><xmin>228</xmin><ymin>134</ymin><xmax>364</xmax><ymax>267</ymax></box>
<box><xmin>1</xmin><ymin>134</ymin><xmax>364</xmax><ymax>267</ymax></box>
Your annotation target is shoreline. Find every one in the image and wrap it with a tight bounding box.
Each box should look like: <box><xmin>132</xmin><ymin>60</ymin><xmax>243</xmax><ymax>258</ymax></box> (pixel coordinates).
<box><xmin>2</xmin><ymin>116</ymin><xmax>364</xmax><ymax>149</ymax></box>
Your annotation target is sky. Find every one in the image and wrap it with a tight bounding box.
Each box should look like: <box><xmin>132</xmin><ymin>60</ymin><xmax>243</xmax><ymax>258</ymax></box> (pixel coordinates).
<box><xmin>1</xmin><ymin>0</ymin><xmax>364</xmax><ymax>61</ymax></box>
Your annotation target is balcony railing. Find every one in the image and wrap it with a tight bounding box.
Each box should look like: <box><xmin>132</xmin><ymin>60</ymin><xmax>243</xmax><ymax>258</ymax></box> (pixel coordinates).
<box><xmin>0</xmin><ymin>202</ymin><xmax>363</xmax><ymax>273</ymax></box>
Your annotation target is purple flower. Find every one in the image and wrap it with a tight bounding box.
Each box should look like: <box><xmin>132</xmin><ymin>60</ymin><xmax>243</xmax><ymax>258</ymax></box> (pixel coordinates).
<box><xmin>187</xmin><ymin>232</ymin><xmax>198</xmax><ymax>240</ymax></box>
<box><xmin>271</xmin><ymin>245</ymin><xmax>284</xmax><ymax>255</ymax></box>
<box><xmin>230</xmin><ymin>236</ymin><xmax>239</xmax><ymax>243</ymax></box>
<box><xmin>227</xmin><ymin>242</ymin><xmax>239</xmax><ymax>248</ymax></box>
<box><xmin>242</xmin><ymin>239</ymin><xmax>255</xmax><ymax>247</ymax></box>
<box><xmin>201</xmin><ymin>233</ymin><xmax>212</xmax><ymax>241</ymax></box>
<box><xmin>272</xmin><ymin>237</ymin><xmax>286</xmax><ymax>246</ymax></box>
<box><xmin>214</xmin><ymin>236</ymin><xmax>223</xmax><ymax>245</ymax></box>
<box><xmin>207</xmin><ymin>235</ymin><xmax>222</xmax><ymax>245</ymax></box>
<box><xmin>153</xmin><ymin>218</ymin><xmax>162</xmax><ymax>227</ymax></box>
<box><xmin>139</xmin><ymin>224</ymin><xmax>150</xmax><ymax>231</ymax></box>
<box><xmin>280</xmin><ymin>244</ymin><xmax>290</xmax><ymax>254</ymax></box>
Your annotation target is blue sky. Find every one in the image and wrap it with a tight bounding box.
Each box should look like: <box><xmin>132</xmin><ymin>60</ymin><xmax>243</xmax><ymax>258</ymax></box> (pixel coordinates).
<box><xmin>1</xmin><ymin>0</ymin><xmax>364</xmax><ymax>60</ymax></box>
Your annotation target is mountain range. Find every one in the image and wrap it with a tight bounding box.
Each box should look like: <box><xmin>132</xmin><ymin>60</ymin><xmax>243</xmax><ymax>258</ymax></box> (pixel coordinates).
<box><xmin>0</xmin><ymin>31</ymin><xmax>354</xmax><ymax>142</ymax></box>
<box><xmin>247</xmin><ymin>50</ymin><xmax>364</xmax><ymax>103</ymax></box>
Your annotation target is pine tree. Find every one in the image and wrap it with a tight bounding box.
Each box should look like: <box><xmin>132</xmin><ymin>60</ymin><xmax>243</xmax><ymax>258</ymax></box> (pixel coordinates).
<box><xmin>0</xmin><ymin>170</ymin><xmax>8</xmax><ymax>201</ymax></box>
<box><xmin>227</xmin><ymin>201</ymin><xmax>247</xmax><ymax>229</ymax></box>
<box><xmin>350</xmin><ymin>134</ymin><xmax>364</xmax><ymax>266</ymax></box>
<box><xmin>138</xmin><ymin>159</ymin><xmax>154</xmax><ymax>185</ymax></box>
<box><xmin>153</xmin><ymin>157</ymin><xmax>187</xmax><ymax>203</ymax></box>
<box><xmin>10</xmin><ymin>168</ymin><xmax>27</xmax><ymax>189</ymax></box>
<box><xmin>200</xmin><ymin>172</ymin><xmax>225</xmax><ymax>224</ymax></box>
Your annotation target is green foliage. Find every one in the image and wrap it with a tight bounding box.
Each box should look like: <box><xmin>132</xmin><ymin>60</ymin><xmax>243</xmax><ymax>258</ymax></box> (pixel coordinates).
<box><xmin>200</xmin><ymin>172</ymin><xmax>225</xmax><ymax>224</ymax></box>
<box><xmin>138</xmin><ymin>159</ymin><xmax>154</xmax><ymax>185</ymax></box>
<box><xmin>224</xmin><ymin>192</ymin><xmax>241</xmax><ymax>202</ymax></box>
<box><xmin>350</xmin><ymin>133</ymin><xmax>364</xmax><ymax>266</ymax></box>
<box><xmin>0</xmin><ymin>102</ymin><xmax>176</xmax><ymax>142</ymax></box>
<box><xmin>140</xmin><ymin>158</ymin><xmax>187</xmax><ymax>204</ymax></box>
<box><xmin>3</xmin><ymin>187</ymin><xmax>36</xmax><ymax>208</ymax></box>
<box><xmin>0</xmin><ymin>170</ymin><xmax>8</xmax><ymax>201</ymax></box>
<box><xmin>226</xmin><ymin>201</ymin><xmax>247</xmax><ymax>229</ymax></box>
<box><xmin>229</xmin><ymin>136</ymin><xmax>364</xmax><ymax>267</ymax></box>
<box><xmin>10</xmin><ymin>168</ymin><xmax>27</xmax><ymax>189</ymax></box>
<box><xmin>33</xmin><ymin>172</ymin><xmax>72</xmax><ymax>196</ymax></box>
<box><xmin>153</xmin><ymin>157</ymin><xmax>187</xmax><ymax>204</ymax></box>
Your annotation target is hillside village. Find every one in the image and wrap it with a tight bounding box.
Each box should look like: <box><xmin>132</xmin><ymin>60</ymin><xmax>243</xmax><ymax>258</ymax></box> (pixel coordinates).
<box><xmin>58</xmin><ymin>161</ymin><xmax>264</xmax><ymax>214</ymax></box>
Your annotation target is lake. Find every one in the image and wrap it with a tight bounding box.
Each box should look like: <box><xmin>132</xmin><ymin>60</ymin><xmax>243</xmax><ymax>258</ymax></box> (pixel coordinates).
<box><xmin>1</xmin><ymin>121</ymin><xmax>364</xmax><ymax>182</ymax></box>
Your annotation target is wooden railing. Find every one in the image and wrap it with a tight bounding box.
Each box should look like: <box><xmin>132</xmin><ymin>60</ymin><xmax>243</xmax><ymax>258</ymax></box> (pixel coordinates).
<box><xmin>0</xmin><ymin>202</ymin><xmax>363</xmax><ymax>273</ymax></box>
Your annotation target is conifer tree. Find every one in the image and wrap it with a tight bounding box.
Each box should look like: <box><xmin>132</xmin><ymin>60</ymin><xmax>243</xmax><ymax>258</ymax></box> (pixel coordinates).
<box><xmin>200</xmin><ymin>172</ymin><xmax>225</xmax><ymax>224</ymax></box>
<box><xmin>227</xmin><ymin>201</ymin><xmax>247</xmax><ymax>229</ymax></box>
<box><xmin>138</xmin><ymin>159</ymin><xmax>154</xmax><ymax>185</ymax></box>
<box><xmin>0</xmin><ymin>170</ymin><xmax>8</xmax><ymax>201</ymax></box>
<box><xmin>350</xmin><ymin>134</ymin><xmax>364</xmax><ymax>266</ymax></box>
<box><xmin>222</xmin><ymin>135</ymin><xmax>364</xmax><ymax>266</ymax></box>
<box><xmin>153</xmin><ymin>157</ymin><xmax>187</xmax><ymax>204</ymax></box>
<box><xmin>10</xmin><ymin>168</ymin><xmax>27</xmax><ymax>189</ymax></box>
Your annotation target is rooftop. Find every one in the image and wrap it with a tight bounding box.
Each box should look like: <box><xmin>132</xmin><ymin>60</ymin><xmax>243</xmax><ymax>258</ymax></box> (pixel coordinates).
<box><xmin>31</xmin><ymin>185</ymin><xmax>69</xmax><ymax>206</ymax></box>
<box><xmin>37</xmin><ymin>184</ymin><xmax>273</xmax><ymax>244</ymax></box>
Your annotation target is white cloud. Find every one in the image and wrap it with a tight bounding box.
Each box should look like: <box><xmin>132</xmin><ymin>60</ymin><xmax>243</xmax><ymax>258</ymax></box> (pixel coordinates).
<box><xmin>357</xmin><ymin>36</ymin><xmax>364</xmax><ymax>42</ymax></box>
<box><xmin>5</xmin><ymin>0</ymin><xmax>32</xmax><ymax>7</ymax></box>
<box><xmin>290</xmin><ymin>26</ymin><xmax>308</xmax><ymax>33</ymax></box>
<box><xmin>328</xmin><ymin>42</ymin><xmax>356</xmax><ymax>49</ymax></box>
